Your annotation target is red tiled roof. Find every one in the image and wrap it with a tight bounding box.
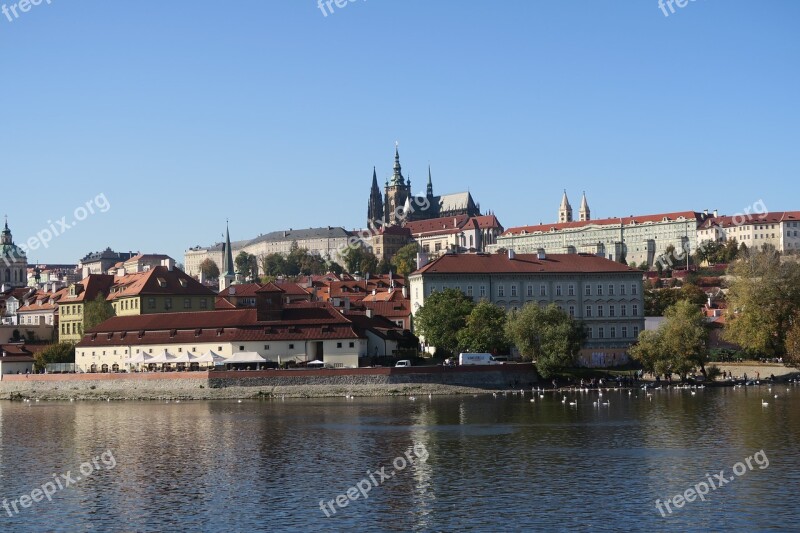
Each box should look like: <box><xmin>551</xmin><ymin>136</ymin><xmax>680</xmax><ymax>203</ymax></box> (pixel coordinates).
<box><xmin>215</xmin><ymin>297</ymin><xmax>237</xmax><ymax>310</ymax></box>
<box><xmin>218</xmin><ymin>283</ymin><xmax>264</xmax><ymax>298</ymax></box>
<box><xmin>698</xmin><ymin>211</ymin><xmax>800</xmax><ymax>229</ymax></box>
<box><xmin>503</xmin><ymin>211</ymin><xmax>704</xmax><ymax>236</ymax></box>
<box><xmin>59</xmin><ymin>275</ymin><xmax>115</xmax><ymax>304</ymax></box>
<box><xmin>414</xmin><ymin>253</ymin><xmax>641</xmax><ymax>275</ymax></box>
<box><xmin>108</xmin><ymin>266</ymin><xmax>214</xmax><ymax>300</ymax></box>
<box><xmin>473</xmin><ymin>214</ymin><xmax>504</xmax><ymax>230</ymax></box>
<box><xmin>18</xmin><ymin>287</ymin><xmax>68</xmax><ymax>313</ymax></box>
<box><xmin>404</xmin><ymin>215</ymin><xmax>471</xmax><ymax>235</ymax></box>
<box><xmin>274</xmin><ymin>281</ymin><xmax>311</xmax><ymax>297</ymax></box>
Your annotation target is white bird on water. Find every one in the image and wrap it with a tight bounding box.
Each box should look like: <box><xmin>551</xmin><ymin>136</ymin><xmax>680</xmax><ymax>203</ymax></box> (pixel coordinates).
<box><xmin>569</xmin><ymin>401</ymin><xmax>577</xmax><ymax>406</ymax></box>
<box><xmin>762</xmin><ymin>399</ymin><xmax>769</xmax><ymax>407</ymax></box>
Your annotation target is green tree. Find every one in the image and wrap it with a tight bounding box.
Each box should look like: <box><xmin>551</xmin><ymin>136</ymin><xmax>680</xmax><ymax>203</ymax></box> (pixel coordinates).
<box><xmin>392</xmin><ymin>243</ymin><xmax>420</xmax><ymax>277</ymax></box>
<box><xmin>339</xmin><ymin>245</ymin><xmax>379</xmax><ymax>276</ymax></box>
<box><xmin>631</xmin><ymin>300</ymin><xmax>710</xmax><ymax>380</ymax></box>
<box><xmin>199</xmin><ymin>258</ymin><xmax>220</xmax><ymax>280</ymax></box>
<box><xmin>679</xmin><ymin>283</ymin><xmax>707</xmax><ymax>306</ymax></box>
<box><xmin>457</xmin><ymin>301</ymin><xmax>510</xmax><ymax>354</ymax></box>
<box><xmin>414</xmin><ymin>288</ymin><xmax>475</xmax><ymax>356</ymax></box>
<box><xmin>235</xmin><ymin>251</ymin><xmax>258</xmax><ymax>281</ymax></box>
<box><xmin>785</xmin><ymin>314</ymin><xmax>800</xmax><ymax>368</ymax></box>
<box><xmin>505</xmin><ymin>303</ymin><xmax>585</xmax><ymax>378</ymax></box>
<box><xmin>724</xmin><ymin>250</ymin><xmax>800</xmax><ymax>357</ymax></box>
<box><xmin>327</xmin><ymin>261</ymin><xmax>344</xmax><ymax>276</ymax></box>
<box><xmin>376</xmin><ymin>258</ymin><xmax>392</xmax><ymax>275</ymax></box>
<box><xmin>84</xmin><ymin>293</ymin><xmax>115</xmax><ymax>332</ymax></box>
<box><xmin>33</xmin><ymin>342</ymin><xmax>75</xmax><ymax>372</ymax></box>
<box><xmin>260</xmin><ymin>253</ymin><xmax>287</xmax><ymax>277</ymax></box>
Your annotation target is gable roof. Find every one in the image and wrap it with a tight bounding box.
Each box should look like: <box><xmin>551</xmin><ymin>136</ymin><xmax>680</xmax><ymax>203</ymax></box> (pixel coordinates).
<box><xmin>108</xmin><ymin>266</ymin><xmax>215</xmax><ymax>300</ymax></box>
<box><xmin>503</xmin><ymin>211</ymin><xmax>704</xmax><ymax>236</ymax></box>
<box><xmin>413</xmin><ymin>252</ymin><xmax>641</xmax><ymax>275</ymax></box>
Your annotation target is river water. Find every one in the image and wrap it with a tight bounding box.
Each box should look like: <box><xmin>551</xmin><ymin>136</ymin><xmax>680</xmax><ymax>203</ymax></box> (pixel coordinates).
<box><xmin>1</xmin><ymin>385</ymin><xmax>798</xmax><ymax>532</ymax></box>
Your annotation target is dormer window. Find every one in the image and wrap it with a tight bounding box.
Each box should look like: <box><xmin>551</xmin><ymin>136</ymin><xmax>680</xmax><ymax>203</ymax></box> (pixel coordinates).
<box><xmin>178</xmin><ymin>279</ymin><xmax>187</xmax><ymax>288</ymax></box>
<box><xmin>157</xmin><ymin>278</ymin><xmax>167</xmax><ymax>288</ymax></box>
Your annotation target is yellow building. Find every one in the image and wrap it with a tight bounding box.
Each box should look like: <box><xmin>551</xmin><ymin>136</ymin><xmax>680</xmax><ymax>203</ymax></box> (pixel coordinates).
<box><xmin>108</xmin><ymin>264</ymin><xmax>215</xmax><ymax>316</ymax></box>
<box><xmin>58</xmin><ymin>275</ymin><xmax>115</xmax><ymax>343</ymax></box>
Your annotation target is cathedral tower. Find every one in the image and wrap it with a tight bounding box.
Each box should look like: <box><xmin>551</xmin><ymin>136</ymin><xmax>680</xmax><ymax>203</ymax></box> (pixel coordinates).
<box><xmin>558</xmin><ymin>190</ymin><xmax>573</xmax><ymax>223</ymax></box>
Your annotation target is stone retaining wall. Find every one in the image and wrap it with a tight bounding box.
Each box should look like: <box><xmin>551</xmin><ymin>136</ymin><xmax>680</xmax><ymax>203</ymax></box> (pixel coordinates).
<box><xmin>0</xmin><ymin>365</ymin><xmax>539</xmax><ymax>400</ymax></box>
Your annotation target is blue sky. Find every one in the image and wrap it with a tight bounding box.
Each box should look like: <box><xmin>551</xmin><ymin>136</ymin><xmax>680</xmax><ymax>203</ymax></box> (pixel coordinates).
<box><xmin>2</xmin><ymin>0</ymin><xmax>798</xmax><ymax>264</ymax></box>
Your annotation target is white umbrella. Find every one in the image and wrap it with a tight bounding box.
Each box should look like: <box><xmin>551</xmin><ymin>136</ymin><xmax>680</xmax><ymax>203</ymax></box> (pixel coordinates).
<box><xmin>225</xmin><ymin>352</ymin><xmax>266</xmax><ymax>364</ymax></box>
<box><xmin>306</xmin><ymin>359</ymin><xmax>325</xmax><ymax>366</ymax></box>
<box><xmin>149</xmin><ymin>349</ymin><xmax>178</xmax><ymax>364</ymax></box>
<box><xmin>129</xmin><ymin>352</ymin><xmax>153</xmax><ymax>364</ymax></box>
<box><xmin>195</xmin><ymin>350</ymin><xmax>226</xmax><ymax>365</ymax></box>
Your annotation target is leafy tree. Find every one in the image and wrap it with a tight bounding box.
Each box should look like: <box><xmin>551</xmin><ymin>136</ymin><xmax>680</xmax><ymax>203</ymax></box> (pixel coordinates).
<box><xmin>392</xmin><ymin>243</ymin><xmax>420</xmax><ymax>277</ymax></box>
<box><xmin>414</xmin><ymin>288</ymin><xmax>475</xmax><ymax>356</ymax></box>
<box><xmin>631</xmin><ymin>300</ymin><xmax>710</xmax><ymax>379</ymax></box>
<box><xmin>84</xmin><ymin>294</ymin><xmax>115</xmax><ymax>332</ymax></box>
<box><xmin>339</xmin><ymin>245</ymin><xmax>378</xmax><ymax>276</ymax></box>
<box><xmin>505</xmin><ymin>303</ymin><xmax>585</xmax><ymax>378</ymax></box>
<box><xmin>376</xmin><ymin>258</ymin><xmax>392</xmax><ymax>275</ymax></box>
<box><xmin>457</xmin><ymin>301</ymin><xmax>510</xmax><ymax>354</ymax></box>
<box><xmin>785</xmin><ymin>314</ymin><xmax>800</xmax><ymax>368</ymax></box>
<box><xmin>260</xmin><ymin>253</ymin><xmax>287</xmax><ymax>277</ymax></box>
<box><xmin>679</xmin><ymin>283</ymin><xmax>707</xmax><ymax>306</ymax></box>
<box><xmin>327</xmin><ymin>261</ymin><xmax>344</xmax><ymax>276</ymax></box>
<box><xmin>199</xmin><ymin>258</ymin><xmax>220</xmax><ymax>280</ymax></box>
<box><xmin>724</xmin><ymin>250</ymin><xmax>800</xmax><ymax>357</ymax></box>
<box><xmin>33</xmin><ymin>342</ymin><xmax>75</xmax><ymax>372</ymax></box>
<box><xmin>235</xmin><ymin>251</ymin><xmax>258</xmax><ymax>281</ymax></box>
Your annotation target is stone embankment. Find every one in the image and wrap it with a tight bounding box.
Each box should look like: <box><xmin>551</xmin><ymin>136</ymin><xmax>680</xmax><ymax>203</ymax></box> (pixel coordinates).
<box><xmin>0</xmin><ymin>365</ymin><xmax>539</xmax><ymax>400</ymax></box>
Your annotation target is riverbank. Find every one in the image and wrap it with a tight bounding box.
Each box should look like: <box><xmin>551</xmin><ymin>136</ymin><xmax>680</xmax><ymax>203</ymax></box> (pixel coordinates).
<box><xmin>0</xmin><ymin>364</ymin><xmax>540</xmax><ymax>400</ymax></box>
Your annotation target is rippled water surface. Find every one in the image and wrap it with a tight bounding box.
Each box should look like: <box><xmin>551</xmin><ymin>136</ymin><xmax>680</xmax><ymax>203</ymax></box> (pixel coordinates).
<box><xmin>1</xmin><ymin>385</ymin><xmax>799</xmax><ymax>532</ymax></box>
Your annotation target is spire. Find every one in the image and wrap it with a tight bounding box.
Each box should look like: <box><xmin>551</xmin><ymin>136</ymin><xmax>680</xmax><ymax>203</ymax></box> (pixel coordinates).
<box><xmin>579</xmin><ymin>191</ymin><xmax>591</xmax><ymax>222</ymax></box>
<box><xmin>558</xmin><ymin>190</ymin><xmax>573</xmax><ymax>223</ymax></box>
<box><xmin>391</xmin><ymin>142</ymin><xmax>404</xmax><ymax>186</ymax></box>
<box><xmin>368</xmin><ymin>166</ymin><xmax>384</xmax><ymax>227</ymax></box>
<box><xmin>371</xmin><ymin>166</ymin><xmax>379</xmax><ymax>190</ymax></box>
<box><xmin>1</xmin><ymin>217</ymin><xmax>11</xmax><ymax>245</ymax></box>
<box><xmin>426</xmin><ymin>165</ymin><xmax>433</xmax><ymax>197</ymax></box>
<box><xmin>223</xmin><ymin>221</ymin><xmax>235</xmax><ymax>277</ymax></box>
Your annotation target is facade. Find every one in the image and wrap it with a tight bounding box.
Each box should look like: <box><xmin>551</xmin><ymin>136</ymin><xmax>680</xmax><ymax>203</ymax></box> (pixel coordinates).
<box><xmin>1</xmin><ymin>221</ymin><xmax>28</xmax><ymax>289</ymax></box>
<box><xmin>57</xmin><ymin>275</ymin><xmax>115</xmax><ymax>343</ymax></box>
<box><xmin>17</xmin><ymin>287</ymin><xmax>67</xmax><ymax>327</ymax></box>
<box><xmin>78</xmin><ymin>249</ymin><xmax>135</xmax><ymax>278</ymax></box>
<box><xmin>0</xmin><ymin>344</ymin><xmax>34</xmax><ymax>375</ymax></box>
<box><xmin>75</xmin><ymin>285</ymin><xmax>408</xmax><ymax>372</ymax></box>
<box><xmin>404</xmin><ymin>214</ymin><xmax>504</xmax><ymax>258</ymax></box>
<box><xmin>494</xmin><ymin>208</ymin><xmax>709</xmax><ymax>268</ymax></box>
<box><xmin>696</xmin><ymin>211</ymin><xmax>800</xmax><ymax>253</ymax></box>
<box><xmin>367</xmin><ymin>146</ymin><xmax>481</xmax><ymax>229</ymax></box>
<box><xmin>368</xmin><ymin>225</ymin><xmax>412</xmax><ymax>262</ymax></box>
<box><xmin>108</xmin><ymin>264</ymin><xmax>216</xmax><ymax>317</ymax></box>
<box><xmin>409</xmin><ymin>251</ymin><xmax>645</xmax><ymax>362</ymax></box>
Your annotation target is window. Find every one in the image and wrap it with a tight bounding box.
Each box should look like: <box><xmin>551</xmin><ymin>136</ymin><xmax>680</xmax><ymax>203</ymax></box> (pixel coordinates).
<box><xmin>621</xmin><ymin>305</ymin><xmax>627</xmax><ymax>317</ymax></box>
<box><xmin>610</xmin><ymin>327</ymin><xmax>616</xmax><ymax>339</ymax></box>
<box><xmin>556</xmin><ymin>285</ymin><xmax>562</xmax><ymax>296</ymax></box>
<box><xmin>184</xmin><ymin>298</ymin><xmax>191</xmax><ymax>309</ymax></box>
<box><xmin>200</xmin><ymin>298</ymin><xmax>208</xmax><ymax>309</ymax></box>
<box><xmin>511</xmin><ymin>285</ymin><xmax>517</xmax><ymax>297</ymax></box>
<box><xmin>585</xmin><ymin>305</ymin><xmax>592</xmax><ymax>317</ymax></box>
<box><xmin>337</xmin><ymin>342</ymin><xmax>342</xmax><ymax>348</ymax></box>
<box><xmin>568</xmin><ymin>305</ymin><xmax>575</xmax><ymax>318</ymax></box>
<box><xmin>587</xmin><ymin>328</ymin><xmax>593</xmax><ymax>339</ymax></box>
<box><xmin>480</xmin><ymin>286</ymin><xmax>486</xmax><ymax>297</ymax></box>
<box><xmin>568</xmin><ymin>284</ymin><xmax>575</xmax><ymax>296</ymax></box>
<box><xmin>264</xmin><ymin>345</ymin><xmax>269</xmax><ymax>350</ymax></box>
<box><xmin>620</xmin><ymin>284</ymin><xmax>626</xmax><ymax>296</ymax></box>
<box><xmin>289</xmin><ymin>344</ymin><xmax>294</xmax><ymax>349</ymax></box>
<box><xmin>608</xmin><ymin>284</ymin><xmax>614</xmax><ymax>296</ymax></box>
<box><xmin>467</xmin><ymin>286</ymin><xmax>473</xmax><ymax>297</ymax></box>
<box><xmin>539</xmin><ymin>285</ymin><xmax>546</xmax><ymax>297</ymax></box>
<box><xmin>498</xmin><ymin>285</ymin><xmax>505</xmax><ymax>297</ymax></box>
<box><xmin>622</xmin><ymin>326</ymin><xmax>628</xmax><ymax>338</ymax></box>
<box><xmin>527</xmin><ymin>285</ymin><xmax>533</xmax><ymax>297</ymax></box>
<box><xmin>585</xmin><ymin>285</ymin><xmax>591</xmax><ymax>296</ymax></box>
<box><xmin>349</xmin><ymin>342</ymin><xmax>355</xmax><ymax>348</ymax></box>
<box><xmin>609</xmin><ymin>305</ymin><xmax>615</xmax><ymax>317</ymax></box>
<box><xmin>148</xmin><ymin>298</ymin><xmax>156</xmax><ymax>309</ymax></box>
<box><xmin>434</xmin><ymin>242</ymin><xmax>442</xmax><ymax>252</ymax></box>
<box><xmin>455</xmin><ymin>286</ymin><xmax>461</xmax><ymax>293</ymax></box>
<box><xmin>164</xmin><ymin>298</ymin><xmax>172</xmax><ymax>310</ymax></box>
<box><xmin>597</xmin><ymin>284</ymin><xmax>603</xmax><ymax>296</ymax></box>
<box><xmin>633</xmin><ymin>326</ymin><xmax>640</xmax><ymax>337</ymax></box>
<box><xmin>633</xmin><ymin>304</ymin><xmax>639</xmax><ymax>316</ymax></box>
<box><xmin>632</xmin><ymin>284</ymin><xmax>638</xmax><ymax>296</ymax></box>
<box><xmin>598</xmin><ymin>327</ymin><xmax>605</xmax><ymax>339</ymax></box>
<box><xmin>429</xmin><ymin>286</ymin><xmax>436</xmax><ymax>295</ymax></box>
<box><xmin>240</xmin><ymin>346</ymin><xmax>245</xmax><ymax>351</ymax></box>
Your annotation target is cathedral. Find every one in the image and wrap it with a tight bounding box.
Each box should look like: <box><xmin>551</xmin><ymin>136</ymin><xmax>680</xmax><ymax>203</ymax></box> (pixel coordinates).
<box><xmin>558</xmin><ymin>190</ymin><xmax>591</xmax><ymax>223</ymax></box>
<box><xmin>367</xmin><ymin>145</ymin><xmax>481</xmax><ymax>228</ymax></box>
<box><xmin>1</xmin><ymin>220</ymin><xmax>28</xmax><ymax>288</ymax></box>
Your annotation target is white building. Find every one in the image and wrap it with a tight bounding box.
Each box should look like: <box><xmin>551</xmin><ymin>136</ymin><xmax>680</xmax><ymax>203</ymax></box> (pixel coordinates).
<box><xmin>696</xmin><ymin>211</ymin><xmax>800</xmax><ymax>253</ymax></box>
<box><xmin>409</xmin><ymin>250</ymin><xmax>645</xmax><ymax>366</ymax></box>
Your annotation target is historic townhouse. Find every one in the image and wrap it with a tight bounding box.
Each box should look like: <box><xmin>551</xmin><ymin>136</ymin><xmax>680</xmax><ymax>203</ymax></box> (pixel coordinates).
<box><xmin>58</xmin><ymin>274</ymin><xmax>115</xmax><ymax>343</ymax></box>
<box><xmin>409</xmin><ymin>251</ymin><xmax>645</xmax><ymax>366</ymax></box>
<box><xmin>108</xmin><ymin>263</ymin><xmax>216</xmax><ymax>316</ymax></box>
<box><xmin>696</xmin><ymin>211</ymin><xmax>800</xmax><ymax>253</ymax></box>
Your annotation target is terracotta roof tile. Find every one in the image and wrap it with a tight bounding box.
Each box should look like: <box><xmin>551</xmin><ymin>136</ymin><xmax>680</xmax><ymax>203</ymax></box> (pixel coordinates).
<box><xmin>413</xmin><ymin>252</ymin><xmax>641</xmax><ymax>275</ymax></box>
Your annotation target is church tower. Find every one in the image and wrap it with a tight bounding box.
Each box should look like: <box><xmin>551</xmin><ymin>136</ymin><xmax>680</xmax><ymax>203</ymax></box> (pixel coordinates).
<box><xmin>367</xmin><ymin>167</ymin><xmax>384</xmax><ymax>228</ymax></box>
<box><xmin>219</xmin><ymin>221</ymin><xmax>235</xmax><ymax>292</ymax></box>
<box><xmin>558</xmin><ymin>190</ymin><xmax>573</xmax><ymax>223</ymax></box>
<box><xmin>383</xmin><ymin>143</ymin><xmax>410</xmax><ymax>226</ymax></box>
<box><xmin>579</xmin><ymin>191</ymin><xmax>591</xmax><ymax>222</ymax></box>
<box><xmin>1</xmin><ymin>219</ymin><xmax>28</xmax><ymax>288</ymax></box>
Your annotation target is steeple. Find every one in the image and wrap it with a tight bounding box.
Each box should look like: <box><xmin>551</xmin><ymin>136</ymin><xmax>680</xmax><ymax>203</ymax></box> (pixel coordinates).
<box><xmin>367</xmin><ymin>166</ymin><xmax>384</xmax><ymax>227</ymax></box>
<box><xmin>558</xmin><ymin>190</ymin><xmax>573</xmax><ymax>223</ymax></box>
<box><xmin>426</xmin><ymin>165</ymin><xmax>433</xmax><ymax>197</ymax></box>
<box><xmin>1</xmin><ymin>217</ymin><xmax>11</xmax><ymax>245</ymax></box>
<box><xmin>220</xmin><ymin>221</ymin><xmax>235</xmax><ymax>291</ymax></box>
<box><xmin>579</xmin><ymin>191</ymin><xmax>591</xmax><ymax>222</ymax></box>
<box><xmin>391</xmin><ymin>142</ymin><xmax>404</xmax><ymax>186</ymax></box>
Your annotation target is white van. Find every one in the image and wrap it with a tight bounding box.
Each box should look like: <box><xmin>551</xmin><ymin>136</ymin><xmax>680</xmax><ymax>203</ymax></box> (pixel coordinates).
<box><xmin>458</xmin><ymin>353</ymin><xmax>501</xmax><ymax>366</ymax></box>
<box><xmin>395</xmin><ymin>360</ymin><xmax>411</xmax><ymax>368</ymax></box>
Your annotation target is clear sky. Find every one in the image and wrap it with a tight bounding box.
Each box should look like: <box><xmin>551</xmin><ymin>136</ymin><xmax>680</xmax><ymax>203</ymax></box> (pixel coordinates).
<box><xmin>2</xmin><ymin>0</ymin><xmax>798</xmax><ymax>264</ymax></box>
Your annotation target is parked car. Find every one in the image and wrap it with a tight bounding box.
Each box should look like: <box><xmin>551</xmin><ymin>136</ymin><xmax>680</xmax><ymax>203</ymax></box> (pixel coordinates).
<box><xmin>395</xmin><ymin>360</ymin><xmax>411</xmax><ymax>368</ymax></box>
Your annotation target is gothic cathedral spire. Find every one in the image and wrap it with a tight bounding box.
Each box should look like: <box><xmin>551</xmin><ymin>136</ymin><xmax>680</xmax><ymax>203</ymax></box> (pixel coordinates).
<box><xmin>368</xmin><ymin>166</ymin><xmax>384</xmax><ymax>228</ymax></box>
<box><xmin>558</xmin><ymin>190</ymin><xmax>573</xmax><ymax>223</ymax></box>
<box><xmin>579</xmin><ymin>191</ymin><xmax>591</xmax><ymax>222</ymax></box>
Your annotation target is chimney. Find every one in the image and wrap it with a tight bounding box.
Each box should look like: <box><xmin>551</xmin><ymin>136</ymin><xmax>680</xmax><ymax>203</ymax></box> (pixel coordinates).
<box><xmin>508</xmin><ymin>249</ymin><xmax>515</xmax><ymax>260</ymax></box>
<box><xmin>161</xmin><ymin>258</ymin><xmax>175</xmax><ymax>271</ymax></box>
<box><xmin>416</xmin><ymin>252</ymin><xmax>429</xmax><ymax>270</ymax></box>
<box><xmin>402</xmin><ymin>286</ymin><xmax>408</xmax><ymax>299</ymax></box>
<box><xmin>704</xmin><ymin>209</ymin><xmax>709</xmax><ymax>216</ymax></box>
<box><xmin>537</xmin><ymin>248</ymin><xmax>546</xmax><ymax>260</ymax></box>
<box><xmin>713</xmin><ymin>209</ymin><xmax>718</xmax><ymax>218</ymax></box>
<box><xmin>453</xmin><ymin>218</ymin><xmax>457</xmax><ymax>227</ymax></box>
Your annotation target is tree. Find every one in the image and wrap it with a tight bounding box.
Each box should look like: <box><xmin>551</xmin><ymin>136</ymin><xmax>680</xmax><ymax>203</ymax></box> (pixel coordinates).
<box><xmin>199</xmin><ymin>258</ymin><xmax>220</xmax><ymax>280</ymax></box>
<box><xmin>376</xmin><ymin>258</ymin><xmax>392</xmax><ymax>275</ymax></box>
<box><xmin>631</xmin><ymin>300</ymin><xmax>710</xmax><ymax>380</ymax></box>
<box><xmin>392</xmin><ymin>243</ymin><xmax>420</xmax><ymax>277</ymax></box>
<box><xmin>785</xmin><ymin>314</ymin><xmax>800</xmax><ymax>368</ymax></box>
<box><xmin>414</xmin><ymin>288</ymin><xmax>475</xmax><ymax>356</ymax></box>
<box><xmin>505</xmin><ymin>303</ymin><xmax>585</xmax><ymax>378</ymax></box>
<box><xmin>84</xmin><ymin>293</ymin><xmax>115</xmax><ymax>332</ymax></box>
<box><xmin>339</xmin><ymin>246</ymin><xmax>378</xmax><ymax>276</ymax></box>
<box><xmin>33</xmin><ymin>342</ymin><xmax>75</xmax><ymax>372</ymax></box>
<box><xmin>260</xmin><ymin>253</ymin><xmax>287</xmax><ymax>277</ymax></box>
<box><xmin>679</xmin><ymin>283</ymin><xmax>707</xmax><ymax>306</ymax></box>
<box><xmin>724</xmin><ymin>250</ymin><xmax>800</xmax><ymax>357</ymax></box>
<box><xmin>457</xmin><ymin>301</ymin><xmax>510</xmax><ymax>354</ymax></box>
<box><xmin>235</xmin><ymin>251</ymin><xmax>258</xmax><ymax>281</ymax></box>
<box><xmin>327</xmin><ymin>261</ymin><xmax>344</xmax><ymax>276</ymax></box>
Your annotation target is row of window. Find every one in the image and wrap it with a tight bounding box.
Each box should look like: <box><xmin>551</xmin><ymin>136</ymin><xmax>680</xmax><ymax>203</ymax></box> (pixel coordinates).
<box><xmin>427</xmin><ymin>283</ymin><xmax>639</xmax><ymax>298</ymax></box>
<box><xmin>586</xmin><ymin>325</ymin><xmax>640</xmax><ymax>339</ymax></box>
<box><xmin>113</xmin><ymin>298</ymin><xmax>209</xmax><ymax>311</ymax></box>
<box><xmin>584</xmin><ymin>304</ymin><xmax>639</xmax><ymax>318</ymax></box>
<box><xmin>83</xmin><ymin>341</ymin><xmax>355</xmax><ymax>358</ymax></box>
